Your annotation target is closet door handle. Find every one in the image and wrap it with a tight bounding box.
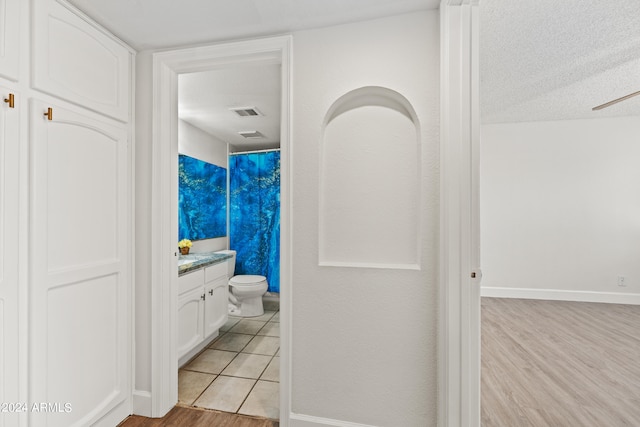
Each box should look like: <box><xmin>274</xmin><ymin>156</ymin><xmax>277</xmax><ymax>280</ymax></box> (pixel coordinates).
<box><xmin>4</xmin><ymin>93</ymin><xmax>14</xmax><ymax>108</ymax></box>
<box><xmin>44</xmin><ymin>107</ymin><xmax>53</xmax><ymax>121</ymax></box>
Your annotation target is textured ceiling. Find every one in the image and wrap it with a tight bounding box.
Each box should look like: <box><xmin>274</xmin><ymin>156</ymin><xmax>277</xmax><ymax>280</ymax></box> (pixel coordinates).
<box><xmin>481</xmin><ymin>0</ymin><xmax>640</xmax><ymax>123</ymax></box>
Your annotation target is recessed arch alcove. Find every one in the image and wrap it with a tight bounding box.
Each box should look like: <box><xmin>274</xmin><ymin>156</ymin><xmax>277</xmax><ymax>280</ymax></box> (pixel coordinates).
<box><xmin>319</xmin><ymin>86</ymin><xmax>422</xmax><ymax>269</ymax></box>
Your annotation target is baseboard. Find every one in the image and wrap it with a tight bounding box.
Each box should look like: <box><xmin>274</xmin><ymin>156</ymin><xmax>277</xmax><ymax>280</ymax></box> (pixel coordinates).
<box><xmin>290</xmin><ymin>413</ymin><xmax>377</xmax><ymax>427</ymax></box>
<box><xmin>481</xmin><ymin>286</ymin><xmax>640</xmax><ymax>305</ymax></box>
<box><xmin>132</xmin><ymin>390</ymin><xmax>152</xmax><ymax>417</ymax></box>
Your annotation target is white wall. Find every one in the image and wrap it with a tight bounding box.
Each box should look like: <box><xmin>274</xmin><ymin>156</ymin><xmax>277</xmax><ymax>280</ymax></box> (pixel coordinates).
<box><xmin>290</xmin><ymin>11</ymin><xmax>439</xmax><ymax>426</ymax></box>
<box><xmin>178</xmin><ymin>119</ymin><xmax>227</xmax><ymax>166</ymax></box>
<box><xmin>481</xmin><ymin>116</ymin><xmax>640</xmax><ymax>303</ymax></box>
<box><xmin>178</xmin><ymin>119</ymin><xmax>228</xmax><ymax>253</ymax></box>
<box><xmin>134</xmin><ymin>50</ymin><xmax>153</xmax><ymax>398</ymax></box>
<box><xmin>134</xmin><ymin>11</ymin><xmax>440</xmax><ymax>425</ymax></box>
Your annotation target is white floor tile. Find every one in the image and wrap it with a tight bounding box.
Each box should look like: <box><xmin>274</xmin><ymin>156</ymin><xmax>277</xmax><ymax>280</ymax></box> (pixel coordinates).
<box><xmin>184</xmin><ymin>349</ymin><xmax>237</xmax><ymax>374</ymax></box>
<box><xmin>178</xmin><ymin>370</ymin><xmax>216</xmax><ymax>405</ymax></box>
<box><xmin>243</xmin><ymin>336</ymin><xmax>280</xmax><ymax>356</ymax></box>
<box><xmin>209</xmin><ymin>333</ymin><xmax>253</xmax><ymax>352</ymax></box>
<box><xmin>257</xmin><ymin>321</ymin><xmax>280</xmax><ymax>337</ymax></box>
<box><xmin>229</xmin><ymin>320</ymin><xmax>266</xmax><ymax>335</ymax></box>
<box><xmin>193</xmin><ymin>376</ymin><xmax>256</xmax><ymax>413</ymax></box>
<box><xmin>239</xmin><ymin>380</ymin><xmax>280</xmax><ymax>420</ymax></box>
<box><xmin>221</xmin><ymin>353</ymin><xmax>272</xmax><ymax>379</ymax></box>
<box><xmin>260</xmin><ymin>357</ymin><xmax>280</xmax><ymax>382</ymax></box>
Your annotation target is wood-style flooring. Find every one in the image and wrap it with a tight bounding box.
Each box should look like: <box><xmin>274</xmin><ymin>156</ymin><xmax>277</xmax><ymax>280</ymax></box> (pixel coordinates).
<box><xmin>118</xmin><ymin>405</ymin><xmax>278</xmax><ymax>427</ymax></box>
<box><xmin>481</xmin><ymin>297</ymin><xmax>640</xmax><ymax>427</ymax></box>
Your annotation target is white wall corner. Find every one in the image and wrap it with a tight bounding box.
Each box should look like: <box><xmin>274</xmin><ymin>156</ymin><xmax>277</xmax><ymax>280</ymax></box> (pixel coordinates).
<box><xmin>132</xmin><ymin>390</ymin><xmax>152</xmax><ymax>417</ymax></box>
<box><xmin>439</xmin><ymin>1</ymin><xmax>481</xmax><ymax>427</ymax></box>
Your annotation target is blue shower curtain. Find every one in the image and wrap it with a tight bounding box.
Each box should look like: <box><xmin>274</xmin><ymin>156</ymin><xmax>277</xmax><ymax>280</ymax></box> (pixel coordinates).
<box><xmin>229</xmin><ymin>151</ymin><xmax>280</xmax><ymax>293</ymax></box>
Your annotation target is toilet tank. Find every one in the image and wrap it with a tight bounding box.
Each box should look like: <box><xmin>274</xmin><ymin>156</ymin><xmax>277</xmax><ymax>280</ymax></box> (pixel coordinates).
<box><xmin>215</xmin><ymin>250</ymin><xmax>236</xmax><ymax>277</ymax></box>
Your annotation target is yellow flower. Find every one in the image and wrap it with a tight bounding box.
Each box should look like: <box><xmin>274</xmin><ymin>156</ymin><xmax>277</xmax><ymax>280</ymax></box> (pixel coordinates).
<box><xmin>178</xmin><ymin>239</ymin><xmax>192</xmax><ymax>248</ymax></box>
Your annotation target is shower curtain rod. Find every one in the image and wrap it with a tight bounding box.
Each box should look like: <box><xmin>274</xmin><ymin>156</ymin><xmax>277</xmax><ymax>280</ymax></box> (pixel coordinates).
<box><xmin>229</xmin><ymin>148</ymin><xmax>280</xmax><ymax>156</ymax></box>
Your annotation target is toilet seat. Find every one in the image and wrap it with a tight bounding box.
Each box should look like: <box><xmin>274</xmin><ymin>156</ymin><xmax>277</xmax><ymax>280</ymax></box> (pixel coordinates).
<box><xmin>229</xmin><ymin>275</ymin><xmax>267</xmax><ymax>286</ymax></box>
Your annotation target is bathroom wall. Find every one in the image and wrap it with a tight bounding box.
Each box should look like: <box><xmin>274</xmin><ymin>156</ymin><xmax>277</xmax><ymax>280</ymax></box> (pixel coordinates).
<box><xmin>481</xmin><ymin>116</ymin><xmax>640</xmax><ymax>303</ymax></box>
<box><xmin>290</xmin><ymin>11</ymin><xmax>439</xmax><ymax>426</ymax></box>
<box><xmin>178</xmin><ymin>119</ymin><xmax>229</xmax><ymax>253</ymax></box>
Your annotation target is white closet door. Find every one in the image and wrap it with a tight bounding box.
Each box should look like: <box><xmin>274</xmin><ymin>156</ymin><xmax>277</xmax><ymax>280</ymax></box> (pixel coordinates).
<box><xmin>32</xmin><ymin>0</ymin><xmax>130</xmax><ymax>122</ymax></box>
<box><xmin>0</xmin><ymin>85</ymin><xmax>19</xmax><ymax>427</ymax></box>
<box><xmin>0</xmin><ymin>0</ymin><xmax>20</xmax><ymax>81</ymax></box>
<box><xmin>29</xmin><ymin>100</ymin><xmax>131</xmax><ymax>427</ymax></box>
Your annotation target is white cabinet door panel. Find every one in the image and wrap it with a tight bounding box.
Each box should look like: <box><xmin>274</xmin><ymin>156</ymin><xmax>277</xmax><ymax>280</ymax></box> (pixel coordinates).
<box><xmin>204</xmin><ymin>278</ymin><xmax>228</xmax><ymax>338</ymax></box>
<box><xmin>32</xmin><ymin>0</ymin><xmax>130</xmax><ymax>121</ymax></box>
<box><xmin>0</xmin><ymin>85</ymin><xmax>19</xmax><ymax>427</ymax></box>
<box><xmin>30</xmin><ymin>100</ymin><xmax>130</xmax><ymax>427</ymax></box>
<box><xmin>0</xmin><ymin>0</ymin><xmax>20</xmax><ymax>81</ymax></box>
<box><xmin>177</xmin><ymin>287</ymin><xmax>205</xmax><ymax>360</ymax></box>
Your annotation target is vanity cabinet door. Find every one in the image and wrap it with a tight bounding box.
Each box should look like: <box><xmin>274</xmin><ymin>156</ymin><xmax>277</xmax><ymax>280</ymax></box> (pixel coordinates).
<box><xmin>177</xmin><ymin>287</ymin><xmax>205</xmax><ymax>360</ymax></box>
<box><xmin>204</xmin><ymin>277</ymin><xmax>229</xmax><ymax>338</ymax></box>
<box><xmin>0</xmin><ymin>0</ymin><xmax>20</xmax><ymax>81</ymax></box>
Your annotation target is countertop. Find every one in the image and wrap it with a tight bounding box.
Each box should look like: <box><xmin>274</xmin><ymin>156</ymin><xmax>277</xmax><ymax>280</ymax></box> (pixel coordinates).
<box><xmin>178</xmin><ymin>251</ymin><xmax>232</xmax><ymax>276</ymax></box>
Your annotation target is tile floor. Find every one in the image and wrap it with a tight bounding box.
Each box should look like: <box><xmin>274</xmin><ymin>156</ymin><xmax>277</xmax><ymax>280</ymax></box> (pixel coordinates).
<box><xmin>178</xmin><ymin>305</ymin><xmax>280</xmax><ymax>420</ymax></box>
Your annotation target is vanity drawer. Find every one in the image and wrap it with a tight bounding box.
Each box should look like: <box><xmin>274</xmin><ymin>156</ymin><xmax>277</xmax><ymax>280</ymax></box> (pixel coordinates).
<box><xmin>178</xmin><ymin>268</ymin><xmax>204</xmax><ymax>295</ymax></box>
<box><xmin>205</xmin><ymin>261</ymin><xmax>228</xmax><ymax>283</ymax></box>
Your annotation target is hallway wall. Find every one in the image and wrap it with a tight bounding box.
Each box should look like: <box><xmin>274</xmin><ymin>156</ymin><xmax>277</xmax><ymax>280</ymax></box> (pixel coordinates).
<box><xmin>290</xmin><ymin>11</ymin><xmax>439</xmax><ymax>426</ymax></box>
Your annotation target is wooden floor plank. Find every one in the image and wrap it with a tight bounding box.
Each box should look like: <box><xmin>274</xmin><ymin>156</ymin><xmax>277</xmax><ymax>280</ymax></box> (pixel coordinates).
<box><xmin>118</xmin><ymin>405</ymin><xmax>279</xmax><ymax>427</ymax></box>
<box><xmin>482</xmin><ymin>298</ymin><xmax>640</xmax><ymax>427</ymax></box>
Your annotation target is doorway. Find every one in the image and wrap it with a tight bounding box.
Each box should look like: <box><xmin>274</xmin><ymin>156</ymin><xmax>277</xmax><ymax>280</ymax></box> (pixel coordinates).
<box><xmin>176</xmin><ymin>65</ymin><xmax>282</xmax><ymax>417</ymax></box>
<box><xmin>150</xmin><ymin>36</ymin><xmax>292</xmax><ymax>420</ymax></box>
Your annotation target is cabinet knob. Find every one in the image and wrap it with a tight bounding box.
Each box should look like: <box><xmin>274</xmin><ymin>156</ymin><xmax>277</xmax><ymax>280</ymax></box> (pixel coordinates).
<box><xmin>4</xmin><ymin>93</ymin><xmax>14</xmax><ymax>108</ymax></box>
<box><xmin>201</xmin><ymin>294</ymin><xmax>206</xmax><ymax>300</ymax></box>
<box><xmin>209</xmin><ymin>289</ymin><xmax>214</xmax><ymax>296</ymax></box>
<box><xmin>44</xmin><ymin>107</ymin><xmax>53</xmax><ymax>121</ymax></box>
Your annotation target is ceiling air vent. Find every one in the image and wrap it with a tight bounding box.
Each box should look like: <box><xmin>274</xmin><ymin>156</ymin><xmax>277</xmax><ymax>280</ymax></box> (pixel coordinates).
<box><xmin>238</xmin><ymin>130</ymin><xmax>265</xmax><ymax>139</ymax></box>
<box><xmin>229</xmin><ymin>107</ymin><xmax>263</xmax><ymax>117</ymax></box>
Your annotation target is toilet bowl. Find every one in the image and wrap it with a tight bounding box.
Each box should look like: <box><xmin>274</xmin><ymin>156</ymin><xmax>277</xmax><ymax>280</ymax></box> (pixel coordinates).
<box><xmin>229</xmin><ymin>275</ymin><xmax>268</xmax><ymax>317</ymax></box>
<box><xmin>216</xmin><ymin>250</ymin><xmax>268</xmax><ymax>318</ymax></box>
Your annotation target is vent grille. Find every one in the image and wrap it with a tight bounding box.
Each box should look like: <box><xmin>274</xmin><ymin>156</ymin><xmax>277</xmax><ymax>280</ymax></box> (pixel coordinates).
<box><xmin>238</xmin><ymin>130</ymin><xmax>265</xmax><ymax>139</ymax></box>
<box><xmin>230</xmin><ymin>107</ymin><xmax>262</xmax><ymax>117</ymax></box>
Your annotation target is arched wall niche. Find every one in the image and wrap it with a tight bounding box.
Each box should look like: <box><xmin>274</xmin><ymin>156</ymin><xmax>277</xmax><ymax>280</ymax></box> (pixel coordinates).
<box><xmin>319</xmin><ymin>86</ymin><xmax>422</xmax><ymax>269</ymax></box>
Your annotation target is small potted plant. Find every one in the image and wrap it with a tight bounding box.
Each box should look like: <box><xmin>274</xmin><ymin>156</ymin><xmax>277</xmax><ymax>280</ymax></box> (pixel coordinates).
<box><xmin>178</xmin><ymin>239</ymin><xmax>192</xmax><ymax>255</ymax></box>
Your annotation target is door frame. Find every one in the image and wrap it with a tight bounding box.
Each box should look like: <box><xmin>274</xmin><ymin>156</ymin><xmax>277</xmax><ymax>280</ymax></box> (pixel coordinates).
<box><xmin>439</xmin><ymin>1</ymin><xmax>481</xmax><ymax>427</ymax></box>
<box><xmin>149</xmin><ymin>35</ymin><xmax>292</xmax><ymax>421</ymax></box>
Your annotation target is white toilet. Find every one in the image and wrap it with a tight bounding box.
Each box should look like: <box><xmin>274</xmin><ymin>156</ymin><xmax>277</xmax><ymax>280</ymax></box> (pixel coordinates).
<box><xmin>217</xmin><ymin>250</ymin><xmax>268</xmax><ymax>317</ymax></box>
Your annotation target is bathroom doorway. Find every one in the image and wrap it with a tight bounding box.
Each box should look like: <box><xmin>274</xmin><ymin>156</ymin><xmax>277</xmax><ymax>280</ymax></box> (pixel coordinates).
<box><xmin>150</xmin><ymin>37</ymin><xmax>291</xmax><ymax>421</ymax></box>
<box><xmin>176</xmin><ymin>65</ymin><xmax>282</xmax><ymax>418</ymax></box>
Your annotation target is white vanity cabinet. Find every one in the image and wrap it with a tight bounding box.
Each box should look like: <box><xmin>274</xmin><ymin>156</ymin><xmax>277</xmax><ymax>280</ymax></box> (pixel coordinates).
<box><xmin>177</xmin><ymin>260</ymin><xmax>229</xmax><ymax>364</ymax></box>
<box><xmin>204</xmin><ymin>277</ymin><xmax>229</xmax><ymax>337</ymax></box>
